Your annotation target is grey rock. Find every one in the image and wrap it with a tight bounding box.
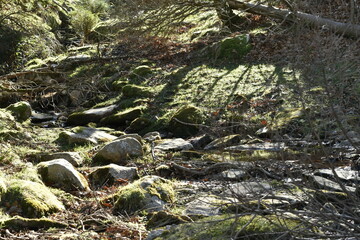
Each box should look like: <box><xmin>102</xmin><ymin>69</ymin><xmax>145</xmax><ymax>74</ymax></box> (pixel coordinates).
<box><xmin>189</xmin><ymin>134</ymin><xmax>212</xmax><ymax>149</ymax></box>
<box><xmin>225</xmin><ymin>142</ymin><xmax>286</xmax><ymax>152</ymax></box>
<box><xmin>93</xmin><ymin>137</ymin><xmax>143</xmax><ymax>164</ymax></box>
<box><xmin>37</xmin><ymin>159</ymin><xmax>90</xmax><ymax>192</ymax></box>
<box><xmin>143</xmin><ymin>131</ymin><xmax>161</xmax><ymax>142</ymax></box>
<box><xmin>204</xmin><ymin>134</ymin><xmax>241</xmax><ymax>150</ymax></box>
<box><xmin>226</xmin><ymin>181</ymin><xmax>272</xmax><ymax>197</ymax></box>
<box><xmin>58</xmin><ymin>127</ymin><xmax>117</xmax><ymax>145</ymax></box>
<box><xmin>217</xmin><ymin>169</ymin><xmax>248</xmax><ymax>181</ymax></box>
<box><xmin>185</xmin><ymin>196</ymin><xmax>222</xmax><ymax>216</ymax></box>
<box><xmin>309</xmin><ymin>175</ymin><xmax>356</xmax><ymax>193</ymax></box>
<box><xmin>155</xmin><ymin>138</ymin><xmax>193</xmax><ymax>151</ymax></box>
<box><xmin>315</xmin><ymin>167</ymin><xmax>360</xmax><ymax>183</ymax></box>
<box><xmin>89</xmin><ymin>164</ymin><xmax>138</xmax><ymax>187</ymax></box>
<box><xmin>67</xmin><ymin>105</ymin><xmax>117</xmax><ymax>125</ymax></box>
<box><xmin>38</xmin><ymin>152</ymin><xmax>84</xmax><ymax>167</ymax></box>
<box><xmin>117</xmin><ymin>133</ymin><xmax>143</xmax><ymax>144</ymax></box>
<box><xmin>31</xmin><ymin>111</ymin><xmax>56</xmax><ymax>123</ymax></box>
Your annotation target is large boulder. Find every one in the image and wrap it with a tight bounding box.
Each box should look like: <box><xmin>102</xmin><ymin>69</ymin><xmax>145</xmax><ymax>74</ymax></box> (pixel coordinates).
<box><xmin>88</xmin><ymin>164</ymin><xmax>138</xmax><ymax>188</ymax></box>
<box><xmin>109</xmin><ymin>175</ymin><xmax>175</xmax><ymax>214</ymax></box>
<box><xmin>3</xmin><ymin>180</ymin><xmax>65</xmax><ymax>218</ymax></box>
<box><xmin>37</xmin><ymin>159</ymin><xmax>90</xmax><ymax>192</ymax></box>
<box><xmin>6</xmin><ymin>101</ymin><xmax>32</xmax><ymax>122</ymax></box>
<box><xmin>93</xmin><ymin>137</ymin><xmax>143</xmax><ymax>165</ymax></box>
<box><xmin>169</xmin><ymin>105</ymin><xmax>206</xmax><ymax>138</ymax></box>
<box><xmin>67</xmin><ymin>104</ymin><xmax>118</xmax><ymax>126</ymax></box>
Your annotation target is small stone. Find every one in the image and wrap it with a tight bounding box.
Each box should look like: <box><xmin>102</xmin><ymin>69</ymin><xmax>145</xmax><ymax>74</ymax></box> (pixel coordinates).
<box><xmin>155</xmin><ymin>138</ymin><xmax>193</xmax><ymax>151</ymax></box>
<box><xmin>143</xmin><ymin>131</ymin><xmax>161</xmax><ymax>142</ymax></box>
<box><xmin>88</xmin><ymin>164</ymin><xmax>138</xmax><ymax>188</ymax></box>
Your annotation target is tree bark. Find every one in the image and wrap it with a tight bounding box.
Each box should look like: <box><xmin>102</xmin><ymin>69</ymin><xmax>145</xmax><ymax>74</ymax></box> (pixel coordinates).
<box><xmin>227</xmin><ymin>0</ymin><xmax>360</xmax><ymax>38</ymax></box>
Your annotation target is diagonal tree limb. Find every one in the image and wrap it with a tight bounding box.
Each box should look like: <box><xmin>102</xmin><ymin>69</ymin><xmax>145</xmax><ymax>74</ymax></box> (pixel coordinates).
<box><xmin>227</xmin><ymin>0</ymin><xmax>360</xmax><ymax>38</ymax></box>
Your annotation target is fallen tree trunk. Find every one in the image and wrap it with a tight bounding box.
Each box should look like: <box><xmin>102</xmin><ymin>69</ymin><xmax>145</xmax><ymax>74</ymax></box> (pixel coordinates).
<box><xmin>228</xmin><ymin>0</ymin><xmax>360</xmax><ymax>38</ymax></box>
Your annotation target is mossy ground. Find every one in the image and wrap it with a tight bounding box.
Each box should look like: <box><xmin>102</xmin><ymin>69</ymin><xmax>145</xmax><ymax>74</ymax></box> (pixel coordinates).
<box><xmin>155</xmin><ymin>214</ymin><xmax>306</xmax><ymax>240</ymax></box>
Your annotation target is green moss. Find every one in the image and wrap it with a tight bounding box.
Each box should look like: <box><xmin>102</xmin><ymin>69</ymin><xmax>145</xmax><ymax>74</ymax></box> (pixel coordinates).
<box><xmin>130</xmin><ymin>65</ymin><xmax>153</xmax><ymax>79</ymax></box>
<box><xmin>169</xmin><ymin>105</ymin><xmax>206</xmax><ymax>138</ymax></box>
<box><xmin>1</xmin><ymin>216</ymin><xmax>67</xmax><ymax>230</ymax></box>
<box><xmin>100</xmin><ymin>106</ymin><xmax>144</xmax><ymax>126</ymax></box>
<box><xmin>155</xmin><ymin>214</ymin><xmax>305</xmax><ymax>240</ymax></box>
<box><xmin>215</xmin><ymin>34</ymin><xmax>251</xmax><ymax>59</ymax></box>
<box><xmin>112</xmin><ymin>78</ymin><xmax>129</xmax><ymax>91</ymax></box>
<box><xmin>122</xmin><ymin>84</ymin><xmax>153</xmax><ymax>98</ymax></box>
<box><xmin>272</xmin><ymin>108</ymin><xmax>304</xmax><ymax>130</ymax></box>
<box><xmin>127</xmin><ymin>117</ymin><xmax>151</xmax><ymax>132</ymax></box>
<box><xmin>111</xmin><ymin>176</ymin><xmax>175</xmax><ymax>214</ymax></box>
<box><xmin>6</xmin><ymin>101</ymin><xmax>32</xmax><ymax>122</ymax></box>
<box><xmin>3</xmin><ymin>180</ymin><xmax>64</xmax><ymax>218</ymax></box>
<box><xmin>147</xmin><ymin>211</ymin><xmax>190</xmax><ymax>229</ymax></box>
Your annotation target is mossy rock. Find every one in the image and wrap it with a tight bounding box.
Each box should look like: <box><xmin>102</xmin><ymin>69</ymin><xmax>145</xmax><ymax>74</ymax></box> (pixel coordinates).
<box><xmin>147</xmin><ymin>211</ymin><xmax>191</xmax><ymax>229</ymax></box>
<box><xmin>111</xmin><ymin>78</ymin><xmax>129</xmax><ymax>91</ymax></box>
<box><xmin>0</xmin><ymin>109</ymin><xmax>24</xmax><ymax>141</ymax></box>
<box><xmin>3</xmin><ymin>180</ymin><xmax>65</xmax><ymax>218</ymax></box>
<box><xmin>122</xmin><ymin>84</ymin><xmax>153</xmax><ymax>98</ymax></box>
<box><xmin>6</xmin><ymin>101</ymin><xmax>32</xmax><ymax>122</ymax></box>
<box><xmin>1</xmin><ymin>216</ymin><xmax>67</xmax><ymax>230</ymax></box>
<box><xmin>155</xmin><ymin>214</ymin><xmax>306</xmax><ymax>240</ymax></box>
<box><xmin>213</xmin><ymin>34</ymin><xmax>251</xmax><ymax>59</ymax></box>
<box><xmin>126</xmin><ymin>117</ymin><xmax>151</xmax><ymax>133</ymax></box>
<box><xmin>130</xmin><ymin>65</ymin><xmax>153</xmax><ymax>79</ymax></box>
<box><xmin>100</xmin><ymin>106</ymin><xmax>144</xmax><ymax>126</ymax></box>
<box><xmin>169</xmin><ymin>105</ymin><xmax>206</xmax><ymax>138</ymax></box>
<box><xmin>110</xmin><ymin>176</ymin><xmax>175</xmax><ymax>214</ymax></box>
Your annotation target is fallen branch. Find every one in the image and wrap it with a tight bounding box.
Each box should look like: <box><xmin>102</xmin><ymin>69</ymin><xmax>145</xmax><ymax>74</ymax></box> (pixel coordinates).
<box><xmin>228</xmin><ymin>0</ymin><xmax>360</xmax><ymax>38</ymax></box>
